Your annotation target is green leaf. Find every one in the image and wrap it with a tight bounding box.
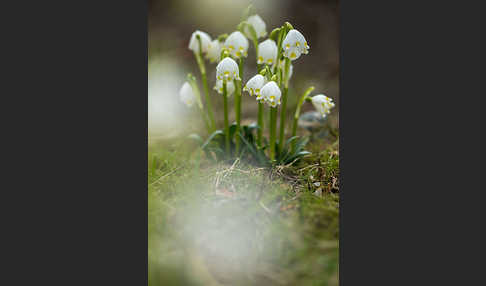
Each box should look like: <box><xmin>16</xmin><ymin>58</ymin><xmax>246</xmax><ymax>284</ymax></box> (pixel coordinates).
<box><xmin>285</xmin><ymin>136</ymin><xmax>300</xmax><ymax>147</ymax></box>
<box><xmin>201</xmin><ymin>130</ymin><xmax>224</xmax><ymax>150</ymax></box>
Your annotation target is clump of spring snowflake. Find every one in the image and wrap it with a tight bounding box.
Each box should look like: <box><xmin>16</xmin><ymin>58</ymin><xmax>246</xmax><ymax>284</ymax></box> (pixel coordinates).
<box><xmin>179</xmin><ymin>82</ymin><xmax>196</xmax><ymax>107</ymax></box>
<box><xmin>311</xmin><ymin>94</ymin><xmax>335</xmax><ymax>118</ymax></box>
<box><xmin>282</xmin><ymin>29</ymin><xmax>309</xmax><ymax>61</ymax></box>
<box><xmin>216</xmin><ymin>57</ymin><xmax>241</xmax><ymax>81</ymax></box>
<box><xmin>243</xmin><ymin>74</ymin><xmax>266</xmax><ymax>100</ymax></box>
<box><xmin>188</xmin><ymin>30</ymin><xmax>212</xmax><ymax>54</ymax></box>
<box><xmin>224</xmin><ymin>31</ymin><xmax>249</xmax><ymax>59</ymax></box>
<box><xmin>260</xmin><ymin>81</ymin><xmax>281</xmax><ymax>107</ymax></box>
<box><xmin>257</xmin><ymin>39</ymin><xmax>278</xmax><ymax>65</ymax></box>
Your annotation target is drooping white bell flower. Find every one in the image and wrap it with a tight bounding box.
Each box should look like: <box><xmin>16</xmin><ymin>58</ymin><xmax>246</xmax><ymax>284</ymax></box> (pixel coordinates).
<box><xmin>179</xmin><ymin>82</ymin><xmax>196</xmax><ymax>107</ymax></box>
<box><xmin>243</xmin><ymin>74</ymin><xmax>266</xmax><ymax>99</ymax></box>
<box><xmin>245</xmin><ymin>14</ymin><xmax>267</xmax><ymax>39</ymax></box>
<box><xmin>214</xmin><ymin>79</ymin><xmax>235</xmax><ymax>95</ymax></box>
<box><xmin>260</xmin><ymin>81</ymin><xmax>281</xmax><ymax>107</ymax></box>
<box><xmin>311</xmin><ymin>94</ymin><xmax>335</xmax><ymax>118</ymax></box>
<box><xmin>224</xmin><ymin>31</ymin><xmax>249</xmax><ymax>59</ymax></box>
<box><xmin>216</xmin><ymin>57</ymin><xmax>240</xmax><ymax>81</ymax></box>
<box><xmin>282</xmin><ymin>29</ymin><xmax>309</xmax><ymax>61</ymax></box>
<box><xmin>257</xmin><ymin>39</ymin><xmax>278</xmax><ymax>65</ymax></box>
<box><xmin>188</xmin><ymin>30</ymin><xmax>212</xmax><ymax>54</ymax></box>
<box><xmin>283</xmin><ymin>29</ymin><xmax>309</xmax><ymax>54</ymax></box>
<box><xmin>206</xmin><ymin>39</ymin><xmax>223</xmax><ymax>63</ymax></box>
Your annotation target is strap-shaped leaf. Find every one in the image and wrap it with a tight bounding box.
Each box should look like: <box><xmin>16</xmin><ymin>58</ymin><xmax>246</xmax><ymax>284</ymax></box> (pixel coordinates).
<box><xmin>201</xmin><ymin>130</ymin><xmax>224</xmax><ymax>150</ymax></box>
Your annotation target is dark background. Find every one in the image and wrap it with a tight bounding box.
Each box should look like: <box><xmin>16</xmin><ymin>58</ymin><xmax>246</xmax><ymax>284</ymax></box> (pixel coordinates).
<box><xmin>2</xmin><ymin>0</ymin><xmax>482</xmax><ymax>285</ymax></box>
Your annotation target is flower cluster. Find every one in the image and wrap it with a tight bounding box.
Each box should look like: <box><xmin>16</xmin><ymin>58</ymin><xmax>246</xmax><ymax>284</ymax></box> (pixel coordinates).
<box><xmin>177</xmin><ymin>9</ymin><xmax>336</xmax><ymax>163</ymax></box>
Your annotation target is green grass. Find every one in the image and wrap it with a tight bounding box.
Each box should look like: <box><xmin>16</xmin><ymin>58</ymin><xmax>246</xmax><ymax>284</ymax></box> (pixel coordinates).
<box><xmin>148</xmin><ymin>137</ymin><xmax>339</xmax><ymax>286</ymax></box>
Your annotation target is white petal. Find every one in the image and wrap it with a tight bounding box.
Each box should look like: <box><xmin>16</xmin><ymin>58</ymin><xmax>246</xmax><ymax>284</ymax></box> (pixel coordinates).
<box><xmin>257</xmin><ymin>39</ymin><xmax>278</xmax><ymax>65</ymax></box>
<box><xmin>246</xmin><ymin>15</ymin><xmax>267</xmax><ymax>38</ymax></box>
<box><xmin>244</xmin><ymin>74</ymin><xmax>266</xmax><ymax>96</ymax></box>
<box><xmin>206</xmin><ymin>39</ymin><xmax>222</xmax><ymax>62</ymax></box>
<box><xmin>283</xmin><ymin>46</ymin><xmax>302</xmax><ymax>61</ymax></box>
<box><xmin>179</xmin><ymin>82</ymin><xmax>196</xmax><ymax>107</ymax></box>
<box><xmin>188</xmin><ymin>30</ymin><xmax>212</xmax><ymax>53</ymax></box>
<box><xmin>214</xmin><ymin>80</ymin><xmax>235</xmax><ymax>95</ymax></box>
<box><xmin>311</xmin><ymin>94</ymin><xmax>335</xmax><ymax>116</ymax></box>
<box><xmin>283</xmin><ymin>29</ymin><xmax>309</xmax><ymax>55</ymax></box>
<box><xmin>224</xmin><ymin>31</ymin><xmax>249</xmax><ymax>58</ymax></box>
<box><xmin>260</xmin><ymin>81</ymin><xmax>281</xmax><ymax>107</ymax></box>
<box><xmin>216</xmin><ymin>57</ymin><xmax>240</xmax><ymax>82</ymax></box>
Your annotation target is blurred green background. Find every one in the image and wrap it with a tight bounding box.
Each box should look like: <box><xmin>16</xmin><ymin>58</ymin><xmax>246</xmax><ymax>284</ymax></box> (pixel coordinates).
<box><xmin>148</xmin><ymin>0</ymin><xmax>339</xmax><ymax>141</ymax></box>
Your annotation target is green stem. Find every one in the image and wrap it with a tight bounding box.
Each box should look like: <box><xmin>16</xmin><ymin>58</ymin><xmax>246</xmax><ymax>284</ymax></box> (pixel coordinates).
<box><xmin>269</xmin><ymin>107</ymin><xmax>277</xmax><ymax>161</ymax></box>
<box><xmin>257</xmin><ymin>102</ymin><xmax>264</xmax><ymax>147</ymax></box>
<box><xmin>194</xmin><ymin>45</ymin><xmax>215</xmax><ymax>132</ymax></box>
<box><xmin>278</xmin><ymin>58</ymin><xmax>291</xmax><ymax>150</ymax></box>
<box><xmin>223</xmin><ymin>80</ymin><xmax>230</xmax><ymax>156</ymax></box>
<box><xmin>234</xmin><ymin>57</ymin><xmax>244</xmax><ymax>155</ymax></box>
<box><xmin>291</xmin><ymin>86</ymin><xmax>315</xmax><ymax>150</ymax></box>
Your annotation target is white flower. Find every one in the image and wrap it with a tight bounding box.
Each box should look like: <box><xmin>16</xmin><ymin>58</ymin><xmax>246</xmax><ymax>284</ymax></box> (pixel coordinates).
<box><xmin>260</xmin><ymin>81</ymin><xmax>281</xmax><ymax>107</ymax></box>
<box><xmin>224</xmin><ymin>31</ymin><xmax>249</xmax><ymax>59</ymax></box>
<box><xmin>282</xmin><ymin>29</ymin><xmax>309</xmax><ymax>60</ymax></box>
<box><xmin>245</xmin><ymin>14</ymin><xmax>267</xmax><ymax>39</ymax></box>
<box><xmin>206</xmin><ymin>39</ymin><xmax>223</xmax><ymax>63</ymax></box>
<box><xmin>311</xmin><ymin>94</ymin><xmax>335</xmax><ymax>118</ymax></box>
<box><xmin>257</xmin><ymin>39</ymin><xmax>278</xmax><ymax>65</ymax></box>
<box><xmin>216</xmin><ymin>57</ymin><xmax>240</xmax><ymax>82</ymax></box>
<box><xmin>243</xmin><ymin>74</ymin><xmax>266</xmax><ymax>99</ymax></box>
<box><xmin>188</xmin><ymin>30</ymin><xmax>212</xmax><ymax>54</ymax></box>
<box><xmin>179</xmin><ymin>82</ymin><xmax>196</xmax><ymax>107</ymax></box>
<box><xmin>214</xmin><ymin>79</ymin><xmax>235</xmax><ymax>95</ymax></box>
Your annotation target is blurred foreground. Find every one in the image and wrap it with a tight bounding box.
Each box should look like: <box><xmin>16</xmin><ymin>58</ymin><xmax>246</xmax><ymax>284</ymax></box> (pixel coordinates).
<box><xmin>149</xmin><ymin>138</ymin><xmax>339</xmax><ymax>285</ymax></box>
